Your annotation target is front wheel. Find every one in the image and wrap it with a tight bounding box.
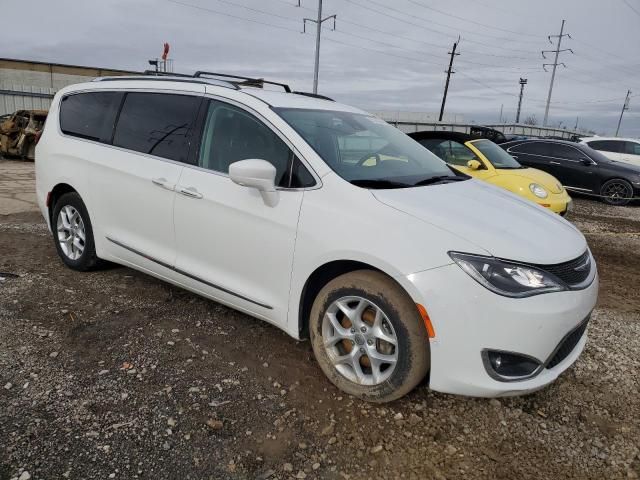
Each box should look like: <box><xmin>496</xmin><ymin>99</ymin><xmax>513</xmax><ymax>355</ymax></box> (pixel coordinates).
<box><xmin>52</xmin><ymin>192</ymin><xmax>102</xmax><ymax>271</ymax></box>
<box><xmin>600</xmin><ymin>178</ymin><xmax>634</xmax><ymax>206</ymax></box>
<box><xmin>310</xmin><ymin>270</ymin><xmax>430</xmax><ymax>403</ymax></box>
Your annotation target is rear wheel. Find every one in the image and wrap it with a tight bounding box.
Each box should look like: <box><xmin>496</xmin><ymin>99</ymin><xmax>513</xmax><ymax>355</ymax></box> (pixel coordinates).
<box><xmin>310</xmin><ymin>270</ymin><xmax>430</xmax><ymax>402</ymax></box>
<box><xmin>52</xmin><ymin>192</ymin><xmax>102</xmax><ymax>271</ymax></box>
<box><xmin>600</xmin><ymin>179</ymin><xmax>633</xmax><ymax>206</ymax></box>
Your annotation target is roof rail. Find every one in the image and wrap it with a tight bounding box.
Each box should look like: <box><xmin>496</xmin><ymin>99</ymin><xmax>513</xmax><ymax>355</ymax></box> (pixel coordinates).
<box><xmin>292</xmin><ymin>91</ymin><xmax>334</xmax><ymax>101</ymax></box>
<box><xmin>92</xmin><ymin>74</ymin><xmax>239</xmax><ymax>89</ymax></box>
<box><xmin>94</xmin><ymin>70</ymin><xmax>330</xmax><ymax>99</ymax></box>
<box><xmin>194</xmin><ymin>71</ymin><xmax>292</xmax><ymax>93</ymax></box>
<box><xmin>143</xmin><ymin>70</ymin><xmax>194</xmax><ymax>78</ymax></box>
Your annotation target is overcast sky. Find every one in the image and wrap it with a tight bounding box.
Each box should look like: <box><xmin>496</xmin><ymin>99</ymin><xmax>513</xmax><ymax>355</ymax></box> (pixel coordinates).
<box><xmin>3</xmin><ymin>0</ymin><xmax>639</xmax><ymax>136</ymax></box>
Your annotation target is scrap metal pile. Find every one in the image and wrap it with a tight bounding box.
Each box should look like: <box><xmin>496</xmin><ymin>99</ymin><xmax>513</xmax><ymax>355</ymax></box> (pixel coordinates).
<box><xmin>0</xmin><ymin>109</ymin><xmax>47</xmax><ymax>161</ymax></box>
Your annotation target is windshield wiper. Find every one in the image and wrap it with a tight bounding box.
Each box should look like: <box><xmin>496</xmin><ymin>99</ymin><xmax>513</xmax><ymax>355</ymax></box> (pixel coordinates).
<box><xmin>349</xmin><ymin>179</ymin><xmax>411</xmax><ymax>189</ymax></box>
<box><xmin>412</xmin><ymin>175</ymin><xmax>468</xmax><ymax>187</ymax></box>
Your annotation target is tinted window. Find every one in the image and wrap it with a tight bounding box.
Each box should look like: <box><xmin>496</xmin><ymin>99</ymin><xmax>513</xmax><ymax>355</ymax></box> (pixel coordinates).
<box><xmin>419</xmin><ymin>139</ymin><xmax>480</xmax><ymax>167</ymax></box>
<box><xmin>510</xmin><ymin>142</ymin><xmax>551</xmax><ymax>156</ymax></box>
<box><xmin>60</xmin><ymin>91</ymin><xmax>123</xmax><ymax>142</ymax></box>
<box><xmin>198</xmin><ymin>100</ymin><xmax>304</xmax><ymax>188</ymax></box>
<box><xmin>549</xmin><ymin>144</ymin><xmax>584</xmax><ymax>161</ymax></box>
<box><xmin>290</xmin><ymin>157</ymin><xmax>316</xmax><ymax>188</ymax></box>
<box><xmin>587</xmin><ymin>140</ymin><xmax>623</xmax><ymax>153</ymax></box>
<box><xmin>624</xmin><ymin>141</ymin><xmax>640</xmax><ymax>155</ymax></box>
<box><xmin>113</xmin><ymin>93</ymin><xmax>200</xmax><ymax>162</ymax></box>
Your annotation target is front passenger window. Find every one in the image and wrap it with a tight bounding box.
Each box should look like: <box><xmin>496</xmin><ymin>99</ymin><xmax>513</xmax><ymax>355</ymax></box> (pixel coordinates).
<box><xmin>199</xmin><ymin>101</ymin><xmax>293</xmax><ymax>187</ymax></box>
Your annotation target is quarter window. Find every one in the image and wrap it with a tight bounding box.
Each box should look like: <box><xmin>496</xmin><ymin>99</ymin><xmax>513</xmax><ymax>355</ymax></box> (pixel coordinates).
<box><xmin>198</xmin><ymin>100</ymin><xmax>314</xmax><ymax>188</ymax></box>
<box><xmin>60</xmin><ymin>91</ymin><xmax>124</xmax><ymax>142</ymax></box>
<box><xmin>112</xmin><ymin>93</ymin><xmax>200</xmax><ymax>163</ymax></box>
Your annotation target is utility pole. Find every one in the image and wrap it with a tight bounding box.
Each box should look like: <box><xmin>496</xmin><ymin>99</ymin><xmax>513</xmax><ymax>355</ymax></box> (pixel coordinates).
<box><xmin>515</xmin><ymin>78</ymin><xmax>527</xmax><ymax>124</ymax></box>
<box><xmin>574</xmin><ymin>116</ymin><xmax>579</xmax><ymax>130</ymax></box>
<box><xmin>542</xmin><ymin>20</ymin><xmax>573</xmax><ymax>126</ymax></box>
<box><xmin>499</xmin><ymin>103</ymin><xmax>504</xmax><ymax>123</ymax></box>
<box><xmin>615</xmin><ymin>89</ymin><xmax>631</xmax><ymax>136</ymax></box>
<box><xmin>439</xmin><ymin>37</ymin><xmax>460</xmax><ymax>122</ymax></box>
<box><xmin>301</xmin><ymin>0</ymin><xmax>336</xmax><ymax>94</ymax></box>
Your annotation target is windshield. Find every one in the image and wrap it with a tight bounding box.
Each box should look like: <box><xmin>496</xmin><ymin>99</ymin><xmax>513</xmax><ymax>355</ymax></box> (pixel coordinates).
<box><xmin>471</xmin><ymin>139</ymin><xmax>523</xmax><ymax>169</ymax></box>
<box><xmin>275</xmin><ymin>108</ymin><xmax>464</xmax><ymax>187</ymax></box>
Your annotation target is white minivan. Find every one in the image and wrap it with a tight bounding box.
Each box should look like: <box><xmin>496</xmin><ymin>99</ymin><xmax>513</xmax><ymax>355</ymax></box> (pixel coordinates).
<box><xmin>35</xmin><ymin>73</ymin><xmax>598</xmax><ymax>402</ymax></box>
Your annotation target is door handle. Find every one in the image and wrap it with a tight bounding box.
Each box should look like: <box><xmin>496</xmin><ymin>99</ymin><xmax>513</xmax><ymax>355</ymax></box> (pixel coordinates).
<box><xmin>152</xmin><ymin>177</ymin><xmax>175</xmax><ymax>191</ymax></box>
<box><xmin>549</xmin><ymin>161</ymin><xmax>561</xmax><ymax>165</ymax></box>
<box><xmin>177</xmin><ymin>186</ymin><xmax>203</xmax><ymax>199</ymax></box>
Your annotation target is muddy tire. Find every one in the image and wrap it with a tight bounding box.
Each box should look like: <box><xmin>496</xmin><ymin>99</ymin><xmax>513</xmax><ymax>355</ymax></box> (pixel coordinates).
<box><xmin>52</xmin><ymin>192</ymin><xmax>103</xmax><ymax>271</ymax></box>
<box><xmin>310</xmin><ymin>270</ymin><xmax>430</xmax><ymax>403</ymax></box>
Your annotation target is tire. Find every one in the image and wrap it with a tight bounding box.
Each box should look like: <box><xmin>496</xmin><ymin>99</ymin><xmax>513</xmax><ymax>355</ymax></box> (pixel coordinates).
<box><xmin>52</xmin><ymin>192</ymin><xmax>102</xmax><ymax>271</ymax></box>
<box><xmin>600</xmin><ymin>178</ymin><xmax>634</xmax><ymax>206</ymax></box>
<box><xmin>309</xmin><ymin>270</ymin><xmax>430</xmax><ymax>403</ymax></box>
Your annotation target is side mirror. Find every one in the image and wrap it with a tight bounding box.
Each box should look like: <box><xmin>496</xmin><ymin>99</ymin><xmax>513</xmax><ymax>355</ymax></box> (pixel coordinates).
<box><xmin>580</xmin><ymin>158</ymin><xmax>594</xmax><ymax>166</ymax></box>
<box><xmin>229</xmin><ymin>159</ymin><xmax>279</xmax><ymax>207</ymax></box>
<box><xmin>467</xmin><ymin>159</ymin><xmax>482</xmax><ymax>170</ymax></box>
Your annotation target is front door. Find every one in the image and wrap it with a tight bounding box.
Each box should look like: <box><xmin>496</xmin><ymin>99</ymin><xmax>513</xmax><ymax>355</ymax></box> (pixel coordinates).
<box><xmin>173</xmin><ymin>99</ymin><xmax>309</xmax><ymax>326</ymax></box>
<box><xmin>546</xmin><ymin>143</ymin><xmax>600</xmax><ymax>193</ymax></box>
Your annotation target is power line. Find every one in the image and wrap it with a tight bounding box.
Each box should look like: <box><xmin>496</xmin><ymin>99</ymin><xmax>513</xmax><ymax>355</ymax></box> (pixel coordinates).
<box><xmin>341</xmin><ymin>0</ymin><xmax>541</xmax><ymax>55</ymax></box>
<box><xmin>405</xmin><ymin>0</ymin><xmax>542</xmax><ymax>39</ymax></box>
<box><xmin>622</xmin><ymin>0</ymin><xmax>640</xmax><ymax>17</ymax></box>
<box><xmin>166</xmin><ymin>0</ymin><xmax>301</xmax><ymax>33</ymax></box>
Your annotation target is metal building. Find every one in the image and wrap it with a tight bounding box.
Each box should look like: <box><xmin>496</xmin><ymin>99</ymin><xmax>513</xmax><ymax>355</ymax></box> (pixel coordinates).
<box><xmin>0</xmin><ymin>58</ymin><xmax>137</xmax><ymax>115</ymax></box>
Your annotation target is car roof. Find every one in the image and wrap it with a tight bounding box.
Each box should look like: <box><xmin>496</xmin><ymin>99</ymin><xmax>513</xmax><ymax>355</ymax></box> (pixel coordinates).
<box><xmin>61</xmin><ymin>75</ymin><xmax>367</xmax><ymax>115</ymax></box>
<box><xmin>502</xmin><ymin>138</ymin><xmax>583</xmax><ymax>147</ymax></box>
<box><xmin>408</xmin><ymin>131</ymin><xmax>480</xmax><ymax>143</ymax></box>
<box><xmin>581</xmin><ymin>136</ymin><xmax>639</xmax><ymax>142</ymax></box>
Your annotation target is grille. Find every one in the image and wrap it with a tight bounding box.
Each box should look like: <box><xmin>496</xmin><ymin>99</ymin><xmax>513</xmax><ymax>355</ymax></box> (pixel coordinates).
<box><xmin>546</xmin><ymin>318</ymin><xmax>590</xmax><ymax>369</ymax></box>
<box><xmin>534</xmin><ymin>251</ymin><xmax>591</xmax><ymax>286</ymax></box>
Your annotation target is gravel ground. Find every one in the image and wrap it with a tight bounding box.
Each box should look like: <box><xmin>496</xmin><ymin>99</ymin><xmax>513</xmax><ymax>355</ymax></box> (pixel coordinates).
<box><xmin>1</xmin><ymin>197</ymin><xmax>639</xmax><ymax>480</ymax></box>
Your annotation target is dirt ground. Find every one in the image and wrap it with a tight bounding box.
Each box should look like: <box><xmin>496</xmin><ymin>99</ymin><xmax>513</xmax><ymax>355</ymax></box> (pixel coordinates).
<box><xmin>1</xmin><ymin>160</ymin><xmax>639</xmax><ymax>480</ymax></box>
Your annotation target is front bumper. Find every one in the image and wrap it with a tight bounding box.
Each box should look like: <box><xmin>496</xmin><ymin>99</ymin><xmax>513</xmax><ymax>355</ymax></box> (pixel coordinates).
<box><xmin>405</xmin><ymin>262</ymin><xmax>598</xmax><ymax>397</ymax></box>
<box><xmin>543</xmin><ymin>190</ymin><xmax>572</xmax><ymax>215</ymax></box>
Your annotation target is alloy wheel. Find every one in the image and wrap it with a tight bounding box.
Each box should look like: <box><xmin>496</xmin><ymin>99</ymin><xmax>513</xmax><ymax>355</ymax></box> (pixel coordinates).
<box><xmin>57</xmin><ymin>205</ymin><xmax>86</xmax><ymax>260</ymax></box>
<box><xmin>602</xmin><ymin>181</ymin><xmax>633</xmax><ymax>205</ymax></box>
<box><xmin>322</xmin><ymin>296</ymin><xmax>398</xmax><ymax>386</ymax></box>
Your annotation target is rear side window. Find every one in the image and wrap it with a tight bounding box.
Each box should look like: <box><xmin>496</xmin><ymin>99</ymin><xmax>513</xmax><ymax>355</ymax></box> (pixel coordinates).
<box><xmin>587</xmin><ymin>140</ymin><xmax>623</xmax><ymax>153</ymax></box>
<box><xmin>60</xmin><ymin>91</ymin><xmax>123</xmax><ymax>142</ymax></box>
<box><xmin>510</xmin><ymin>142</ymin><xmax>550</xmax><ymax>156</ymax></box>
<box><xmin>624</xmin><ymin>141</ymin><xmax>640</xmax><ymax>155</ymax></box>
<box><xmin>113</xmin><ymin>93</ymin><xmax>200</xmax><ymax>162</ymax></box>
<box><xmin>550</xmin><ymin>144</ymin><xmax>584</xmax><ymax>161</ymax></box>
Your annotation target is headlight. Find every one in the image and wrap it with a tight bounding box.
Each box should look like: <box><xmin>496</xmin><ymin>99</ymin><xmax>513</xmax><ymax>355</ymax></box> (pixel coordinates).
<box><xmin>529</xmin><ymin>183</ymin><xmax>548</xmax><ymax>198</ymax></box>
<box><xmin>449</xmin><ymin>252</ymin><xmax>565</xmax><ymax>297</ymax></box>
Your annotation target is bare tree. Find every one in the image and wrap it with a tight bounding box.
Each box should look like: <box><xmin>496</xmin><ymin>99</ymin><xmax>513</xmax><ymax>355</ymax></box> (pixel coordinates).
<box><xmin>523</xmin><ymin>114</ymin><xmax>538</xmax><ymax>126</ymax></box>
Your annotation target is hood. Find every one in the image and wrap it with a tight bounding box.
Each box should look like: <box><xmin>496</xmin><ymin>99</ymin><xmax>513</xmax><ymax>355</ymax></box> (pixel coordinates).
<box><xmin>502</xmin><ymin>167</ymin><xmax>564</xmax><ymax>193</ymax></box>
<box><xmin>372</xmin><ymin>179</ymin><xmax>587</xmax><ymax>265</ymax></box>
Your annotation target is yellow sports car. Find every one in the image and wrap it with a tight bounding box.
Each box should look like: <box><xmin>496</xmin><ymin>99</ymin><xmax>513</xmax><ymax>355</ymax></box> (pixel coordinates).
<box><xmin>410</xmin><ymin>131</ymin><xmax>571</xmax><ymax>215</ymax></box>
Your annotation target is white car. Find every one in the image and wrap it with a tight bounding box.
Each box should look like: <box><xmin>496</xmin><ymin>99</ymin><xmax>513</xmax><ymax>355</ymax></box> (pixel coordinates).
<box><xmin>580</xmin><ymin>136</ymin><xmax>640</xmax><ymax>167</ymax></box>
<box><xmin>35</xmin><ymin>73</ymin><xmax>598</xmax><ymax>402</ymax></box>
